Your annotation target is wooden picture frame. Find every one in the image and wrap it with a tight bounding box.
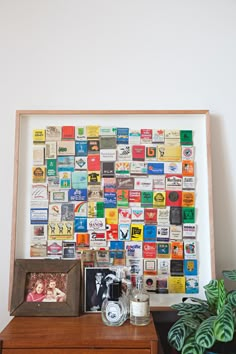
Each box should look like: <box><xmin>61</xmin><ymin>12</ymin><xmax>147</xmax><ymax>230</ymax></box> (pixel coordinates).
<box><xmin>10</xmin><ymin>259</ymin><xmax>81</xmax><ymax>316</ymax></box>
<box><xmin>9</xmin><ymin>110</ymin><xmax>215</xmax><ymax>310</ymax></box>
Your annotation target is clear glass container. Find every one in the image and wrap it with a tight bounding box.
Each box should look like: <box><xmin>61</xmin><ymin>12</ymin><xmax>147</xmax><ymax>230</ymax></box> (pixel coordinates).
<box><xmin>130</xmin><ymin>276</ymin><xmax>150</xmax><ymax>326</ymax></box>
<box><xmin>101</xmin><ymin>281</ymin><xmax>127</xmax><ymax>326</ymax></box>
<box><xmin>122</xmin><ymin>277</ymin><xmax>132</xmax><ymax>319</ymax></box>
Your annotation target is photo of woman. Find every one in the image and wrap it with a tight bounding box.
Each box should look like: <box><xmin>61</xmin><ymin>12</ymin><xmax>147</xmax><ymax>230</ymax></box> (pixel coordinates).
<box><xmin>26</xmin><ymin>279</ymin><xmax>45</xmax><ymax>302</ymax></box>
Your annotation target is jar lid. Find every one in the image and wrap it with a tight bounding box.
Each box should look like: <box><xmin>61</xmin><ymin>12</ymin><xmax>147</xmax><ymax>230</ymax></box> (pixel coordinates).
<box><xmin>109</xmin><ymin>281</ymin><xmax>121</xmax><ymax>300</ymax></box>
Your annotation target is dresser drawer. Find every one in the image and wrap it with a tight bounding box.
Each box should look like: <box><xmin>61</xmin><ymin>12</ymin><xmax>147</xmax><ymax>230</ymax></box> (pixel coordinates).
<box><xmin>3</xmin><ymin>349</ymin><xmax>150</xmax><ymax>354</ymax></box>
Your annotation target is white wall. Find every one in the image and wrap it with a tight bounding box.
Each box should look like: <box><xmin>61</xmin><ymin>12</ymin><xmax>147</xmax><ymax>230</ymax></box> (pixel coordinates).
<box><xmin>1</xmin><ymin>0</ymin><xmax>236</xmax><ymax>331</ymax></box>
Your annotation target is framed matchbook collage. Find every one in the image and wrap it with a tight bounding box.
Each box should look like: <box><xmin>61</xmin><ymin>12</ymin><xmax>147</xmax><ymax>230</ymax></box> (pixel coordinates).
<box><xmin>9</xmin><ymin>110</ymin><xmax>215</xmax><ymax>314</ymax></box>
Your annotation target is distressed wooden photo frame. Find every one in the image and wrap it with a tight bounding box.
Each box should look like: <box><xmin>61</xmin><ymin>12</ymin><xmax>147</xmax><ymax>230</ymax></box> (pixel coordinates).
<box><xmin>10</xmin><ymin>259</ymin><xmax>81</xmax><ymax>316</ymax></box>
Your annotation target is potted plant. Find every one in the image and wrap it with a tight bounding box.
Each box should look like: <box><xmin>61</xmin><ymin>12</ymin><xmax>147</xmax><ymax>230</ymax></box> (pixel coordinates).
<box><xmin>168</xmin><ymin>270</ymin><xmax>236</xmax><ymax>354</ymax></box>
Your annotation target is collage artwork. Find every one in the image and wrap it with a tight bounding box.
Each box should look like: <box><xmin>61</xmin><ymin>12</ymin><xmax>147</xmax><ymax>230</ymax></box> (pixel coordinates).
<box><xmin>31</xmin><ymin>124</ymin><xmax>197</xmax><ymax>294</ymax></box>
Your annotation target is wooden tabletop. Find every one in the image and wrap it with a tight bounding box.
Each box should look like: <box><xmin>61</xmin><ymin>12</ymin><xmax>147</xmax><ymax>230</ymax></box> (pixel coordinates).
<box><xmin>0</xmin><ymin>314</ymin><xmax>158</xmax><ymax>350</ymax></box>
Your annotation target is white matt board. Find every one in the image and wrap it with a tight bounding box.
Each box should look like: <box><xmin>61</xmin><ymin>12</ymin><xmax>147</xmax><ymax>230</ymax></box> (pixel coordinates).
<box><xmin>11</xmin><ymin>110</ymin><xmax>214</xmax><ymax>309</ymax></box>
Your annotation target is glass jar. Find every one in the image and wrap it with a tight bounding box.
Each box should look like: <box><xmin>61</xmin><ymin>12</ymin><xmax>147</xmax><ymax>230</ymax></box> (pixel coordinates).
<box><xmin>130</xmin><ymin>276</ymin><xmax>150</xmax><ymax>326</ymax></box>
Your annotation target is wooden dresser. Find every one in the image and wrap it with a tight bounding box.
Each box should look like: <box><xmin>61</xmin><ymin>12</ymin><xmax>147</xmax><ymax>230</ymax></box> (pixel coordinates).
<box><xmin>0</xmin><ymin>314</ymin><xmax>159</xmax><ymax>354</ymax></box>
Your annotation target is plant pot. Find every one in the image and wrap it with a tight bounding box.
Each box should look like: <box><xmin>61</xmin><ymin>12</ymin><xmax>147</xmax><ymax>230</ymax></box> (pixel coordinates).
<box><xmin>205</xmin><ymin>345</ymin><xmax>236</xmax><ymax>354</ymax></box>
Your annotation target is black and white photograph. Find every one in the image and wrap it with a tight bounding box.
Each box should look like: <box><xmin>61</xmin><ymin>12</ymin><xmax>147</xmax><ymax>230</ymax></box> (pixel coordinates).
<box><xmin>84</xmin><ymin>267</ymin><xmax>116</xmax><ymax>312</ymax></box>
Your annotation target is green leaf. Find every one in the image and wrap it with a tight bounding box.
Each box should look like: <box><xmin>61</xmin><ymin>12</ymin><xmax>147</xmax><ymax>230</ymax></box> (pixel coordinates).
<box><xmin>195</xmin><ymin>316</ymin><xmax>216</xmax><ymax>349</ymax></box>
<box><xmin>182</xmin><ymin>334</ymin><xmax>204</xmax><ymax>354</ymax></box>
<box><xmin>183</xmin><ymin>297</ymin><xmax>208</xmax><ymax>305</ymax></box>
<box><xmin>177</xmin><ymin>310</ymin><xmax>195</xmax><ymax>316</ymax></box>
<box><xmin>196</xmin><ymin>313</ymin><xmax>210</xmax><ymax>321</ymax></box>
<box><xmin>227</xmin><ymin>290</ymin><xmax>236</xmax><ymax>307</ymax></box>
<box><xmin>204</xmin><ymin>280</ymin><xmax>219</xmax><ymax>311</ymax></box>
<box><xmin>217</xmin><ymin>279</ymin><xmax>226</xmax><ymax>314</ymax></box>
<box><xmin>204</xmin><ymin>279</ymin><xmax>219</xmax><ymax>294</ymax></box>
<box><xmin>168</xmin><ymin>320</ymin><xmax>187</xmax><ymax>351</ymax></box>
<box><xmin>223</xmin><ymin>270</ymin><xmax>236</xmax><ymax>281</ymax></box>
<box><xmin>184</xmin><ymin>297</ymin><xmax>209</xmax><ymax>308</ymax></box>
<box><xmin>182</xmin><ymin>316</ymin><xmax>202</xmax><ymax>330</ymax></box>
<box><xmin>214</xmin><ymin>303</ymin><xmax>234</xmax><ymax>342</ymax></box>
<box><xmin>172</xmin><ymin>303</ymin><xmax>208</xmax><ymax>313</ymax></box>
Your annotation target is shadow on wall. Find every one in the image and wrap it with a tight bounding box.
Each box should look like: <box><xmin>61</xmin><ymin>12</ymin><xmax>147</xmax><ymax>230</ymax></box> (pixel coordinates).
<box><xmin>210</xmin><ymin>114</ymin><xmax>235</xmax><ymax>276</ymax></box>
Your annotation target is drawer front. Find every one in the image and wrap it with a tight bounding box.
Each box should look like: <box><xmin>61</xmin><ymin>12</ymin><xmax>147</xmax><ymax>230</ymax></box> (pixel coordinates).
<box><xmin>3</xmin><ymin>349</ymin><xmax>150</xmax><ymax>354</ymax></box>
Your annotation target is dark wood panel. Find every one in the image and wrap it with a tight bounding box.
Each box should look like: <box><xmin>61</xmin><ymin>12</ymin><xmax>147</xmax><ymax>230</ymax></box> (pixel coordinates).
<box><xmin>3</xmin><ymin>350</ymin><xmax>150</xmax><ymax>354</ymax></box>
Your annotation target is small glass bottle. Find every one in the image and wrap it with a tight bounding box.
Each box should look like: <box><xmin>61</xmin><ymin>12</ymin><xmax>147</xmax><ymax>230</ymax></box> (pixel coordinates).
<box><xmin>101</xmin><ymin>281</ymin><xmax>126</xmax><ymax>326</ymax></box>
<box><xmin>130</xmin><ymin>276</ymin><xmax>150</xmax><ymax>326</ymax></box>
<box><xmin>122</xmin><ymin>276</ymin><xmax>132</xmax><ymax>319</ymax></box>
